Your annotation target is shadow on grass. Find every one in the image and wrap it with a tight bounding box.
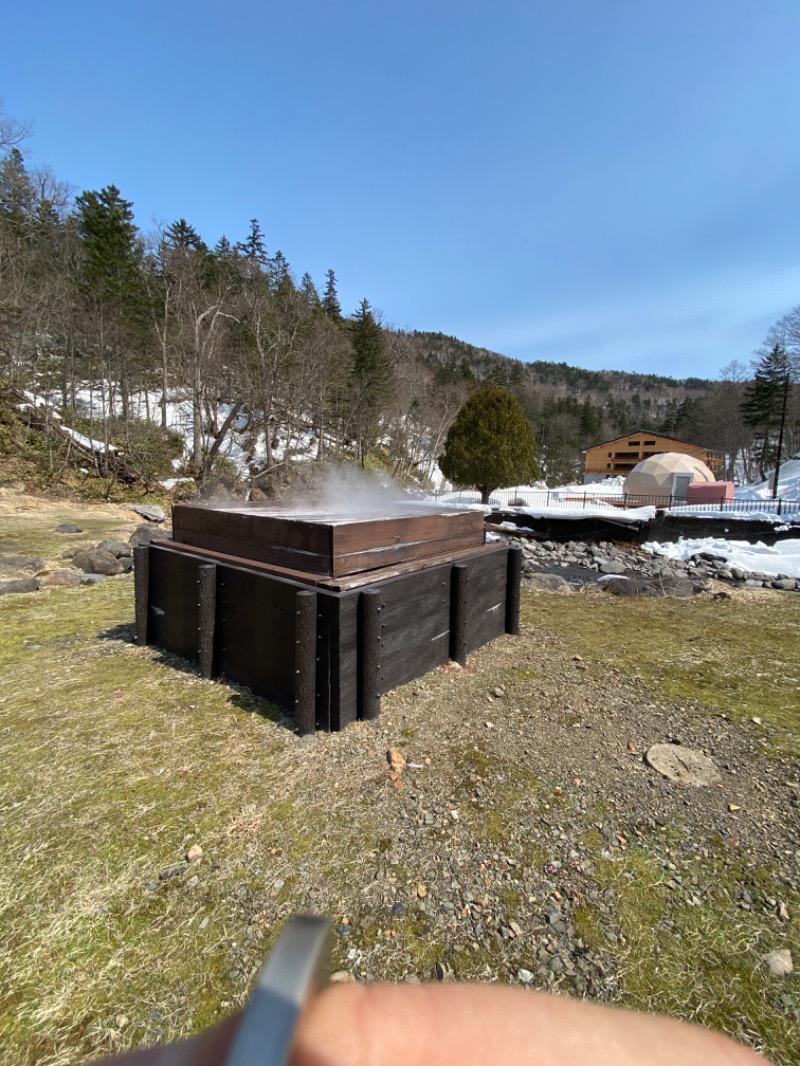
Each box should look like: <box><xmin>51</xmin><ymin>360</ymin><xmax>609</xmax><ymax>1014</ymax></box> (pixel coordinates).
<box><xmin>100</xmin><ymin>621</ymin><xmax>137</xmax><ymax>643</ymax></box>
<box><xmin>97</xmin><ymin>623</ymin><xmax>294</xmax><ymax>729</ymax></box>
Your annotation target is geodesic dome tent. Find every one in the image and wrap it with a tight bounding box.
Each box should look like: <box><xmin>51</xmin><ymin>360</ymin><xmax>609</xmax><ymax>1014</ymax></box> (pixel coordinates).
<box><xmin>624</xmin><ymin>452</ymin><xmax>715</xmax><ymax>502</ymax></box>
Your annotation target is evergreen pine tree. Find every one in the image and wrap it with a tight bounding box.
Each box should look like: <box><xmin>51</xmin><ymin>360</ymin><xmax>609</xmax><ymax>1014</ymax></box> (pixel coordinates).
<box><xmin>74</xmin><ymin>184</ymin><xmax>148</xmax><ymax>420</ymax></box>
<box><xmin>214</xmin><ymin>235</ymin><xmax>233</xmax><ymax>258</ymax></box>
<box><xmin>0</xmin><ymin>148</ymin><xmax>36</xmax><ymax>225</ymax></box>
<box><xmin>268</xmin><ymin>250</ymin><xmax>293</xmax><ymax>293</ymax></box>
<box><xmin>237</xmin><ymin>218</ymin><xmax>268</xmax><ymax>265</ymax></box>
<box><xmin>166</xmin><ymin>218</ymin><xmax>204</xmax><ymax>251</ymax></box>
<box><xmin>74</xmin><ymin>184</ymin><xmax>143</xmax><ymax>309</ymax></box>
<box><xmin>440</xmin><ymin>384</ymin><xmax>539</xmax><ymax>504</ymax></box>
<box><xmin>322</xmin><ymin>268</ymin><xmax>341</xmax><ymax>319</ymax></box>
<box><xmin>300</xmin><ymin>272</ymin><xmax>320</xmax><ymax>308</ymax></box>
<box><xmin>741</xmin><ymin>344</ymin><xmax>793</xmax><ymax>481</ymax></box>
<box><xmin>348</xmin><ymin>298</ymin><xmax>392</xmax><ymax>466</ymax></box>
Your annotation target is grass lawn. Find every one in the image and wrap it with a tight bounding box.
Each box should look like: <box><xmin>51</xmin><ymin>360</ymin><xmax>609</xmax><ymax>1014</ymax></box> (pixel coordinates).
<box><xmin>1</xmin><ymin>563</ymin><xmax>798</xmax><ymax>1065</ymax></box>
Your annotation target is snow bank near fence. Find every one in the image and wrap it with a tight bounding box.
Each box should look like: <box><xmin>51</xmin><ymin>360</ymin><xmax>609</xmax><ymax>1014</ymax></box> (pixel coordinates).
<box><xmin>643</xmin><ymin>537</ymin><xmax>800</xmax><ymax>580</ymax></box>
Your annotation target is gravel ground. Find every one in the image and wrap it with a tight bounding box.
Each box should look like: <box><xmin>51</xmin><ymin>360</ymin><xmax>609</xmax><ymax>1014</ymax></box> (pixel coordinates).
<box><xmin>202</xmin><ymin>611</ymin><xmax>799</xmax><ymax>1044</ymax></box>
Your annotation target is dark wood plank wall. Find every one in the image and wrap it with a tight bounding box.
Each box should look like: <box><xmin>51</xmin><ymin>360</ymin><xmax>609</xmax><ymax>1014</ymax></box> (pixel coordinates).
<box><xmin>148</xmin><ymin>547</ymin><xmax>202</xmax><ymax>661</ymax></box>
<box><xmin>464</xmin><ymin>548</ymin><xmax>508</xmax><ymax>652</ymax></box>
<box><xmin>332</xmin><ymin>511</ymin><xmax>483</xmax><ymax>576</ymax></box>
<box><xmin>373</xmin><ymin>565</ymin><xmax>452</xmax><ymax>693</ymax></box>
<box><xmin>149</xmin><ymin>535</ymin><xmax>503</xmax><ymax>593</ymax></box>
<box><xmin>173</xmin><ymin>505</ymin><xmax>331</xmax><ymax>554</ymax></box>
<box><xmin>331</xmin><ymin>594</ymin><xmax>359</xmax><ymax>728</ymax></box>
<box><xmin>172</xmin><ymin>505</ymin><xmax>333</xmax><ymax>575</ymax></box>
<box><xmin>172</xmin><ymin>505</ymin><xmax>484</xmax><ymax>579</ymax></box>
<box><xmin>334</xmin><ymin>510</ymin><xmax>483</xmax><ymax>552</ymax></box>
<box><xmin>142</xmin><ymin>541</ymin><xmax>514</xmax><ymax>733</ymax></box>
<box><xmin>335</xmin><ymin>529</ymin><xmax>484</xmax><ymax>577</ymax></box>
<box><xmin>215</xmin><ymin>567</ymin><xmax>298</xmax><ymax>705</ymax></box>
<box><xmin>171</xmin><ymin>528</ymin><xmax>333</xmax><ymax>575</ymax></box>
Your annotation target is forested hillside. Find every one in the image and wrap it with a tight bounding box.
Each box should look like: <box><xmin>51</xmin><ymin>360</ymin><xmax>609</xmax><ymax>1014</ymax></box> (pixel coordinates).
<box><xmin>0</xmin><ymin>110</ymin><xmax>797</xmax><ymax>492</ymax></box>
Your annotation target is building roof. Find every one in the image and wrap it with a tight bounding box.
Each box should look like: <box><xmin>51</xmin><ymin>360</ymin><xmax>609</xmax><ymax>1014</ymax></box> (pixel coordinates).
<box><xmin>583</xmin><ymin>429</ymin><xmax>714</xmax><ymax>452</ymax></box>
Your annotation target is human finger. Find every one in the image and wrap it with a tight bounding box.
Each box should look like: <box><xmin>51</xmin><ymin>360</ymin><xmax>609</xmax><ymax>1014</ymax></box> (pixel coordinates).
<box><xmin>290</xmin><ymin>982</ymin><xmax>769</xmax><ymax>1066</ymax></box>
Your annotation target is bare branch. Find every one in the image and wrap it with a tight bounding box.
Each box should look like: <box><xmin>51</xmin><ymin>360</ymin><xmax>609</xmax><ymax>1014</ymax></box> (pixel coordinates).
<box><xmin>0</xmin><ymin>99</ymin><xmax>32</xmax><ymax>150</ymax></box>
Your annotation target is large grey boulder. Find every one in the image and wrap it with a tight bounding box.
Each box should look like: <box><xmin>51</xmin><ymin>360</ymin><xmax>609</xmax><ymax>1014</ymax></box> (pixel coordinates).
<box><xmin>96</xmin><ymin>539</ymin><xmax>132</xmax><ymax>558</ymax></box>
<box><xmin>128</xmin><ymin>523</ymin><xmax>167</xmax><ymax>547</ymax></box>
<box><xmin>527</xmin><ymin>573</ymin><xmax>573</xmax><ymax>593</ymax></box>
<box><xmin>71</xmin><ymin>548</ymin><xmax>124</xmax><ymax>576</ymax></box>
<box><xmin>599</xmin><ymin>574</ymin><xmax>698</xmax><ymax>598</ymax></box>
<box><xmin>599</xmin><ymin>559</ymin><xmax>627</xmax><ymax>575</ymax></box>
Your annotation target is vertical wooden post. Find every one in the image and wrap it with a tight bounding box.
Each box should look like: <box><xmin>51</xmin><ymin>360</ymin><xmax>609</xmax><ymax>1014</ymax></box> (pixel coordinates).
<box><xmin>359</xmin><ymin>589</ymin><xmax>382</xmax><ymax>721</ymax></box>
<box><xmin>505</xmin><ymin>544</ymin><xmax>522</xmax><ymax>635</ymax></box>
<box><xmin>198</xmin><ymin>564</ymin><xmax>217</xmax><ymax>679</ymax></box>
<box><xmin>450</xmin><ymin>562</ymin><xmax>469</xmax><ymax>665</ymax></box>
<box><xmin>133</xmin><ymin>545</ymin><xmax>150</xmax><ymax>646</ymax></box>
<box><xmin>295</xmin><ymin>589</ymin><xmax>317</xmax><ymax>736</ymax></box>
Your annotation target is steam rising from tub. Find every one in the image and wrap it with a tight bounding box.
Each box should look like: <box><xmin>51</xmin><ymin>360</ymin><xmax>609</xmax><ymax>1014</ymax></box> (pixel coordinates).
<box><xmin>191</xmin><ymin>462</ymin><xmax>443</xmax><ymax>517</ymax></box>
<box><xmin>309</xmin><ymin>464</ymin><xmax>418</xmax><ymax>516</ymax></box>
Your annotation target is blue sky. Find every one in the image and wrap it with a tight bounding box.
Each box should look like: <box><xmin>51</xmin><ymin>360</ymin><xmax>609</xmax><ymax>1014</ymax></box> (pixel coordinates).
<box><xmin>4</xmin><ymin>0</ymin><xmax>800</xmax><ymax>380</ymax></box>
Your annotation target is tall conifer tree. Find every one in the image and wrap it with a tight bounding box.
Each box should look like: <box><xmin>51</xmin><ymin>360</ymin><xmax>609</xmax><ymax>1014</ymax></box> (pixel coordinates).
<box><xmin>322</xmin><ymin>268</ymin><xmax>341</xmax><ymax>319</ymax></box>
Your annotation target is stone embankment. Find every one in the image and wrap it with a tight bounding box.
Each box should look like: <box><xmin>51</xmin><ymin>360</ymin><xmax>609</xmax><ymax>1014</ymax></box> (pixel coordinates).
<box><xmin>513</xmin><ymin>537</ymin><xmax>799</xmax><ymax>595</ymax></box>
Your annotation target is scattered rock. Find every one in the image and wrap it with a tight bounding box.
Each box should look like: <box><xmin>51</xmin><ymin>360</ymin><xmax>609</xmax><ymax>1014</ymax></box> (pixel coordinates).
<box><xmin>599</xmin><ymin>575</ymin><xmax>698</xmax><ymax>598</ymax></box>
<box><xmin>72</xmin><ymin>548</ymin><xmax>124</xmax><ymax>576</ymax></box>
<box><xmin>599</xmin><ymin>560</ymin><xmax>627</xmax><ymax>575</ymax></box>
<box><xmin>55</xmin><ymin>523</ymin><xmax>83</xmax><ymax>534</ymax></box>
<box><xmin>96</xmin><ymin>540</ymin><xmax>133</xmax><ymax>558</ymax></box>
<box><xmin>0</xmin><ymin>577</ymin><xmax>39</xmax><ymax>596</ymax></box>
<box><xmin>80</xmin><ymin>573</ymin><xmax>107</xmax><ymax>586</ymax></box>
<box><xmin>645</xmin><ymin>744</ymin><xmax>722</xmax><ymax>786</ymax></box>
<box><xmin>129</xmin><ymin>523</ymin><xmax>165</xmax><ymax>547</ymax></box>
<box><xmin>526</xmin><ymin>573</ymin><xmax>573</xmax><ymax>593</ymax></box>
<box><xmin>186</xmin><ymin>843</ymin><xmax>203</xmax><ymax>862</ymax></box>
<box><xmin>158</xmin><ymin>864</ymin><xmax>187</xmax><ymax>881</ymax></box>
<box><xmin>38</xmin><ymin>570</ymin><xmax>82</xmax><ymax>588</ymax></box>
<box><xmin>762</xmin><ymin>948</ymin><xmax>793</xmax><ymax>977</ymax></box>
<box><xmin>128</xmin><ymin>504</ymin><xmax>166</xmax><ymax>522</ymax></box>
<box><xmin>387</xmin><ymin>748</ymin><xmax>406</xmax><ymax>772</ymax></box>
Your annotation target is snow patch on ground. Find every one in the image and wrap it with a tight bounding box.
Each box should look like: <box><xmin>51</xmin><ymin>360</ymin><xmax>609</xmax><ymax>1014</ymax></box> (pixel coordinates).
<box><xmin>643</xmin><ymin>537</ymin><xmax>800</xmax><ymax>580</ymax></box>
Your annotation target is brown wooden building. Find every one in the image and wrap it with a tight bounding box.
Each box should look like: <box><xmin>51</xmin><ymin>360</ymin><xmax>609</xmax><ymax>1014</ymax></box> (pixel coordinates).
<box><xmin>583</xmin><ymin>431</ymin><xmax>723</xmax><ymax>483</ymax></box>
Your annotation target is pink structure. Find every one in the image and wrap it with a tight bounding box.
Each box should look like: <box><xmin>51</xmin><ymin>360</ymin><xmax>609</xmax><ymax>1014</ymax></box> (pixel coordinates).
<box><xmin>686</xmin><ymin>480</ymin><xmax>735</xmax><ymax>504</ymax></box>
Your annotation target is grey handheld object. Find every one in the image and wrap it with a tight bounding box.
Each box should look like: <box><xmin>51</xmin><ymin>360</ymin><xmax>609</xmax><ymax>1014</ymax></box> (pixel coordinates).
<box><xmin>223</xmin><ymin>915</ymin><xmax>331</xmax><ymax>1066</ymax></box>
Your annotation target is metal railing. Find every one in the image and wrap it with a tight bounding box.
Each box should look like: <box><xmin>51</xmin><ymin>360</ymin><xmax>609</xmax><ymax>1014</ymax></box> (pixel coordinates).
<box><xmin>431</xmin><ymin>488</ymin><xmax>800</xmax><ymax>517</ymax></box>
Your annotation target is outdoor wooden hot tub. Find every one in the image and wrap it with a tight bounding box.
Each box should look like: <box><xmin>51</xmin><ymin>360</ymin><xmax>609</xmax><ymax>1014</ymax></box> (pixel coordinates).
<box><xmin>133</xmin><ymin>501</ymin><xmax>521</xmax><ymax>733</ymax></box>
